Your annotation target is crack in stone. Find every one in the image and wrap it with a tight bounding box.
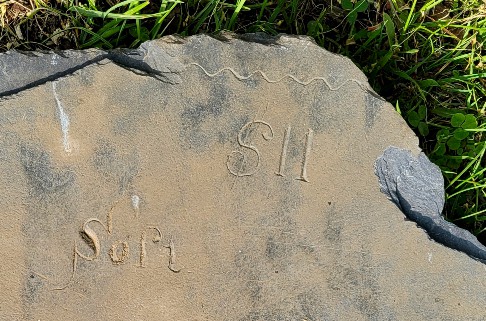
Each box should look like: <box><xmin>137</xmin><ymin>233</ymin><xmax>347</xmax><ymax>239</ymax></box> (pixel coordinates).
<box><xmin>0</xmin><ymin>51</ymin><xmax>180</xmax><ymax>99</ymax></box>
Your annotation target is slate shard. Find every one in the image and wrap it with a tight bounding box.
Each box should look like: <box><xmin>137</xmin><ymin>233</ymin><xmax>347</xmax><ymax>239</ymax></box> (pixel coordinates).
<box><xmin>0</xmin><ymin>49</ymin><xmax>105</xmax><ymax>97</ymax></box>
<box><xmin>375</xmin><ymin>146</ymin><xmax>486</xmax><ymax>262</ymax></box>
<box><xmin>0</xmin><ymin>34</ymin><xmax>485</xmax><ymax>320</ymax></box>
<box><xmin>374</xmin><ymin>146</ymin><xmax>445</xmax><ymax>218</ymax></box>
<box><xmin>0</xmin><ymin>41</ymin><xmax>184</xmax><ymax>97</ymax></box>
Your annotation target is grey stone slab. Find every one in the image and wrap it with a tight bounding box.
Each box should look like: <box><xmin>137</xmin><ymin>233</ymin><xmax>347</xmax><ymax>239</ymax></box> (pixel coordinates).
<box><xmin>0</xmin><ymin>48</ymin><xmax>104</xmax><ymax>96</ymax></box>
<box><xmin>0</xmin><ymin>33</ymin><xmax>485</xmax><ymax>320</ymax></box>
<box><xmin>0</xmin><ymin>41</ymin><xmax>183</xmax><ymax>97</ymax></box>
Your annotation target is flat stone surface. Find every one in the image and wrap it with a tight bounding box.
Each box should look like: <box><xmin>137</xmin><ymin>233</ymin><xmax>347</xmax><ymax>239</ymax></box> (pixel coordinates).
<box><xmin>0</xmin><ymin>34</ymin><xmax>485</xmax><ymax>320</ymax></box>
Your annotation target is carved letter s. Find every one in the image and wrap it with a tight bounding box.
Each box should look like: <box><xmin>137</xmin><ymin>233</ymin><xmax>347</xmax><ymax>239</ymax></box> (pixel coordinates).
<box><xmin>227</xmin><ymin>121</ymin><xmax>274</xmax><ymax>177</ymax></box>
<box><xmin>76</xmin><ymin>218</ymin><xmax>107</xmax><ymax>261</ymax></box>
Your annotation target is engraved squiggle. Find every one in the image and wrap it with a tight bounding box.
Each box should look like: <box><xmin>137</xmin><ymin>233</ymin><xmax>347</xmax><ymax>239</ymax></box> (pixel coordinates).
<box><xmin>188</xmin><ymin>62</ymin><xmax>369</xmax><ymax>92</ymax></box>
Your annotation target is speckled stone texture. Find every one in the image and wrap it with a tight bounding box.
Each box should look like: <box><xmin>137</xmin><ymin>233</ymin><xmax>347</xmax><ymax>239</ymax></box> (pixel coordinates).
<box><xmin>0</xmin><ymin>33</ymin><xmax>485</xmax><ymax>321</ymax></box>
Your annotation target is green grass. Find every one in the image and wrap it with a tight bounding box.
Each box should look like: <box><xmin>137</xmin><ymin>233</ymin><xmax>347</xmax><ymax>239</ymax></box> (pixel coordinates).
<box><xmin>1</xmin><ymin>0</ymin><xmax>485</xmax><ymax>244</ymax></box>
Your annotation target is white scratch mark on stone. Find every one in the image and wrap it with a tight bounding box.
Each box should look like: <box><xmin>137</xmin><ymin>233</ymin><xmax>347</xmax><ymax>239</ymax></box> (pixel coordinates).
<box><xmin>132</xmin><ymin>195</ymin><xmax>140</xmax><ymax>217</ymax></box>
<box><xmin>52</xmin><ymin>81</ymin><xmax>71</xmax><ymax>153</ymax></box>
<box><xmin>51</xmin><ymin>54</ymin><xmax>59</xmax><ymax>65</ymax></box>
<box><xmin>132</xmin><ymin>195</ymin><xmax>140</xmax><ymax>209</ymax></box>
<box><xmin>428</xmin><ymin>253</ymin><xmax>433</xmax><ymax>263</ymax></box>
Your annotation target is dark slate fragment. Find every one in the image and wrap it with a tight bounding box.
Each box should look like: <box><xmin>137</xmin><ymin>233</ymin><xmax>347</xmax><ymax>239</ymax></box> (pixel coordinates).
<box><xmin>0</xmin><ymin>49</ymin><xmax>104</xmax><ymax>97</ymax></box>
<box><xmin>0</xmin><ymin>41</ymin><xmax>184</xmax><ymax>97</ymax></box>
<box><xmin>375</xmin><ymin>146</ymin><xmax>486</xmax><ymax>262</ymax></box>
<box><xmin>109</xmin><ymin>41</ymin><xmax>184</xmax><ymax>84</ymax></box>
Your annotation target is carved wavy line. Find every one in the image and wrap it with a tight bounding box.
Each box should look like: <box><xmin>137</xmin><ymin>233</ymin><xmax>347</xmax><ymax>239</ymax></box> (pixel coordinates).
<box><xmin>188</xmin><ymin>62</ymin><xmax>369</xmax><ymax>92</ymax></box>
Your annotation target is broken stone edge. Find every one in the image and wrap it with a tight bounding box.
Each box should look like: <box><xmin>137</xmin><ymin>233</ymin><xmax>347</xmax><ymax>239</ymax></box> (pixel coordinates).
<box><xmin>0</xmin><ymin>32</ymin><xmax>381</xmax><ymax>99</ymax></box>
<box><xmin>375</xmin><ymin>146</ymin><xmax>486</xmax><ymax>263</ymax></box>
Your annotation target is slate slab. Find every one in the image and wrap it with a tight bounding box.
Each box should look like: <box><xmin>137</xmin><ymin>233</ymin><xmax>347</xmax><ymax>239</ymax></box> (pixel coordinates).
<box><xmin>0</xmin><ymin>33</ymin><xmax>485</xmax><ymax>320</ymax></box>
